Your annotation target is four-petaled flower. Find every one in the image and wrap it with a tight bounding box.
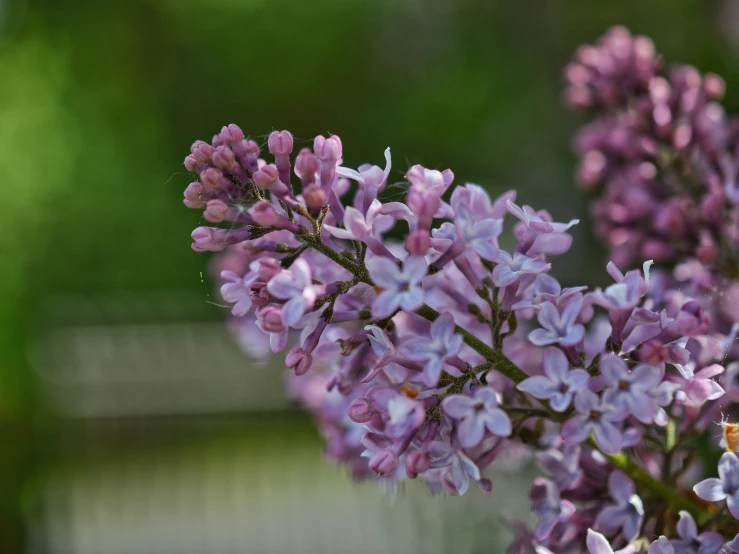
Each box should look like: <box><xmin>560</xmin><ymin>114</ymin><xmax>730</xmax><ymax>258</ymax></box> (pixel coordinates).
<box><xmin>267</xmin><ymin>259</ymin><xmax>320</xmax><ymax>326</ymax></box>
<box><xmin>442</xmin><ymin>387</ymin><xmax>512</xmax><ymax>448</ymax></box>
<box><xmin>531</xmin><ymin>477</ymin><xmax>575</xmax><ymax>540</ymax></box>
<box><xmin>220</xmin><ymin>270</ymin><xmax>256</xmax><ymax>317</ymax></box>
<box><xmin>367</xmin><ymin>255</ymin><xmax>427</xmax><ymax>318</ymax></box>
<box><xmin>517</xmin><ymin>347</ymin><xmax>589</xmax><ymax>411</ymax></box>
<box><xmin>594</xmin><ymin>470</ymin><xmax>644</xmax><ymax>542</ymax></box>
<box><xmin>403</xmin><ymin>312</ymin><xmax>463</xmax><ymax>386</ymax></box>
<box><xmin>490</xmin><ymin>251</ymin><xmax>551</xmax><ymax>288</ymax></box>
<box><xmin>529</xmin><ymin>295</ymin><xmax>585</xmax><ymax>348</ymax></box>
<box><xmin>427</xmin><ymin>441</ymin><xmax>482</xmax><ymax>496</ymax></box>
<box><xmin>561</xmin><ymin>388</ymin><xmax>622</xmax><ymax>454</ymax></box>
<box><xmin>694</xmin><ymin>452</ymin><xmax>739</xmax><ymax>519</ymax></box>
<box><xmin>670</xmin><ymin>510</ymin><xmax>723</xmax><ymax>554</ymax></box>
<box><xmin>600</xmin><ymin>354</ymin><xmax>662</xmax><ymax>424</ymax></box>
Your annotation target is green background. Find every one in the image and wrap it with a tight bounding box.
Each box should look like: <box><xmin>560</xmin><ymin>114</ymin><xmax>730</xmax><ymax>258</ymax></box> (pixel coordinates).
<box><xmin>1</xmin><ymin>0</ymin><xmax>738</xmax><ymax>551</ymax></box>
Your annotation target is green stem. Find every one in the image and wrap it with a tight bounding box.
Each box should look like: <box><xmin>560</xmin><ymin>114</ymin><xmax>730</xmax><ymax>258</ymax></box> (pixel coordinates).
<box><xmin>595</xmin><ymin>440</ymin><xmax>711</xmax><ymax>524</ymax></box>
<box><xmin>303</xmin><ymin>230</ymin><xmax>711</xmax><ymax>520</ymax></box>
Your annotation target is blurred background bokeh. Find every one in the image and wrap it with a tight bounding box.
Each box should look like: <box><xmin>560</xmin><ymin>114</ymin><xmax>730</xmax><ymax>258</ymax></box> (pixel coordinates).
<box><xmin>3</xmin><ymin>0</ymin><xmax>739</xmax><ymax>552</ymax></box>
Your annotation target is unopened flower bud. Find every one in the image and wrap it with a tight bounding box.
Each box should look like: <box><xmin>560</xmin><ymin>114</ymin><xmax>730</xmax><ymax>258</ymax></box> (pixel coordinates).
<box><xmin>253</xmin><ymin>165</ymin><xmax>279</xmax><ymax>189</ymax></box>
<box><xmin>204</xmin><ymin>200</ymin><xmax>228</xmax><ymax>222</ymax></box>
<box><xmin>258</xmin><ymin>306</ymin><xmax>285</xmax><ymax>332</ymax></box>
<box><xmin>255</xmin><ymin>258</ymin><xmax>282</xmax><ymax>281</ymax></box>
<box><xmin>249</xmin><ymin>201</ymin><xmax>280</xmax><ymax>227</ymax></box>
<box><xmin>286</xmin><ymin>347</ymin><xmax>312</xmax><ymax>375</ymax></box>
<box><xmin>347</xmin><ymin>398</ymin><xmax>373</xmax><ymax>423</ymax></box>
<box><xmin>212</xmin><ymin>145</ymin><xmax>236</xmax><ymax>170</ymax></box>
<box><xmin>704</xmin><ymin>73</ymin><xmax>726</xmax><ymax>100</ymax></box>
<box><xmin>405</xmin><ymin>450</ymin><xmax>430</xmax><ymax>478</ymax></box>
<box><xmin>303</xmin><ymin>184</ymin><xmax>326</xmax><ymax>210</ymax></box>
<box><xmin>368</xmin><ymin>450</ymin><xmax>399</xmax><ymax>476</ymax></box>
<box><xmin>268</xmin><ymin>130</ymin><xmax>294</xmax><ymax>156</ymax></box>
<box><xmin>183</xmin><ymin>182</ymin><xmax>205</xmax><ymax>208</ymax></box>
<box><xmin>313</xmin><ymin>135</ymin><xmax>342</xmax><ymax>162</ymax></box>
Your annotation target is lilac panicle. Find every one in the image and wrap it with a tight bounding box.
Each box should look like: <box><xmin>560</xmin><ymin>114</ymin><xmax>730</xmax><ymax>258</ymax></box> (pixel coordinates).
<box><xmin>180</xmin><ymin>89</ymin><xmax>730</xmax><ymax>551</ymax></box>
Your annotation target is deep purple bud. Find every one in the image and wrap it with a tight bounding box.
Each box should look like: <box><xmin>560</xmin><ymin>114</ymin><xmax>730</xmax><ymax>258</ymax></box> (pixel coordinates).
<box><xmin>268</xmin><ymin>130</ymin><xmax>294</xmax><ymax>156</ymax></box>
<box><xmin>313</xmin><ymin>135</ymin><xmax>343</xmax><ymax>162</ymax></box>
<box><xmin>347</xmin><ymin>398</ymin><xmax>373</xmax><ymax>423</ymax></box>
<box><xmin>183</xmin><ymin>182</ymin><xmax>205</xmax><ymax>208</ymax></box>
<box><xmin>253</xmin><ymin>166</ymin><xmax>279</xmax><ymax>189</ymax></box>
<box><xmin>204</xmin><ymin>200</ymin><xmax>228</xmax><ymax>222</ymax></box>
<box><xmin>368</xmin><ymin>450</ymin><xmax>399</xmax><ymax>476</ymax></box>
<box><xmin>286</xmin><ymin>347</ymin><xmax>312</xmax><ymax>375</ymax></box>
<box><xmin>295</xmin><ymin>148</ymin><xmax>319</xmax><ymax>187</ymax></box>
<box><xmin>405</xmin><ymin>450</ymin><xmax>430</xmax><ymax>478</ymax></box>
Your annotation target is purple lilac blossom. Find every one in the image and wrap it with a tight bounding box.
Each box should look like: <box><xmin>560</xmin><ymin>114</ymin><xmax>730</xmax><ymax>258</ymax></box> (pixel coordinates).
<box><xmin>180</xmin><ymin>90</ymin><xmax>731</xmax><ymax>551</ymax></box>
<box><xmin>517</xmin><ymin>347</ymin><xmax>588</xmax><ymax>411</ymax></box>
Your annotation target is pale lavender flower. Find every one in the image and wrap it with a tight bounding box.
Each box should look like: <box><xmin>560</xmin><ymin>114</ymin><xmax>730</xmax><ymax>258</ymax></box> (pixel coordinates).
<box><xmin>442</xmin><ymin>387</ymin><xmax>512</xmax><ymax>448</ymax></box>
<box><xmin>517</xmin><ymin>347</ymin><xmax>589</xmax><ymax>412</ymax></box>
<box><xmin>601</xmin><ymin>354</ymin><xmax>662</xmax><ymax>424</ymax></box>
<box><xmin>594</xmin><ymin>470</ymin><xmax>644</xmax><ymax>542</ymax></box>
<box><xmin>670</xmin><ymin>510</ymin><xmax>723</xmax><ymax>554</ymax></box>
<box><xmin>537</xmin><ymin>443</ymin><xmax>583</xmax><ymax>490</ymax></box>
<box><xmin>561</xmin><ymin>388</ymin><xmax>623</xmax><ymax>454</ymax></box>
<box><xmin>267</xmin><ymin>259</ymin><xmax>320</xmax><ymax>326</ymax></box>
<box><xmin>220</xmin><ymin>270</ymin><xmax>256</xmax><ymax>317</ymax></box>
<box><xmin>529</xmin><ymin>294</ymin><xmax>585</xmax><ymax>348</ymax></box>
<box><xmin>531</xmin><ymin>478</ymin><xmax>575</xmax><ymax>540</ymax></box>
<box><xmin>427</xmin><ymin>441</ymin><xmax>482</xmax><ymax>495</ymax></box>
<box><xmin>507</xmin><ymin>200</ymin><xmax>579</xmax><ymax>234</ymax></box>
<box><xmin>367</xmin><ymin>387</ymin><xmax>425</xmax><ymax>439</ymax></box>
<box><xmin>335</xmin><ymin>147</ymin><xmax>391</xmax><ymax>210</ymax></box>
<box><xmin>681</xmin><ymin>364</ymin><xmax>725</xmax><ymax>407</ymax></box>
<box><xmin>491</xmin><ymin>251</ymin><xmax>551</xmax><ymax>288</ymax></box>
<box><xmin>367</xmin><ymin>255</ymin><xmax>427</xmax><ymax>318</ymax></box>
<box><xmin>590</xmin><ymin>261</ymin><xmax>652</xmax><ymax>343</ymax></box>
<box><xmin>693</xmin><ymin>452</ymin><xmax>739</xmax><ymax>519</ymax></box>
<box><xmin>403</xmin><ymin>312</ymin><xmax>463</xmax><ymax>386</ymax></box>
<box><xmin>650</xmin><ymin>537</ymin><xmax>676</xmax><ymax>554</ymax></box>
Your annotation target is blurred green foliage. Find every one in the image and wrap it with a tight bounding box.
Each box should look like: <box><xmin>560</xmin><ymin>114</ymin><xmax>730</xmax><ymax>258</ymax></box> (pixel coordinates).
<box><xmin>1</xmin><ymin>0</ymin><xmax>739</xmax><ymax>550</ymax></box>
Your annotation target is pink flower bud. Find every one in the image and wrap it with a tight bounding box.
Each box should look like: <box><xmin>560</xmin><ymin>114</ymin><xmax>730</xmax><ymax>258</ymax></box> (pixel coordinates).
<box><xmin>258</xmin><ymin>306</ymin><xmax>285</xmax><ymax>332</ymax></box>
<box><xmin>704</xmin><ymin>73</ymin><xmax>726</xmax><ymax>100</ymax></box>
<box><xmin>286</xmin><ymin>347</ymin><xmax>312</xmax><ymax>375</ymax></box>
<box><xmin>253</xmin><ymin>165</ymin><xmax>279</xmax><ymax>189</ymax></box>
<box><xmin>215</xmin><ymin>124</ymin><xmax>244</xmax><ymax>147</ymax></box>
<box><xmin>212</xmin><ymin>145</ymin><xmax>236</xmax><ymax>170</ymax></box>
<box><xmin>302</xmin><ymin>184</ymin><xmax>326</xmax><ymax>210</ymax></box>
<box><xmin>249</xmin><ymin>201</ymin><xmax>282</xmax><ymax>227</ymax></box>
<box><xmin>405</xmin><ymin>450</ymin><xmax>430</xmax><ymax>478</ymax></box>
<box><xmin>183</xmin><ymin>182</ymin><xmax>205</xmax><ymax>208</ymax></box>
<box><xmin>313</xmin><ymin>135</ymin><xmax>343</xmax><ymax>162</ymax></box>
<box><xmin>347</xmin><ymin>398</ymin><xmax>373</xmax><ymax>423</ymax></box>
<box><xmin>295</xmin><ymin>149</ymin><xmax>319</xmax><ymax>180</ymax></box>
<box><xmin>268</xmin><ymin>130</ymin><xmax>294</xmax><ymax>156</ymax></box>
<box><xmin>204</xmin><ymin>200</ymin><xmax>228</xmax><ymax>222</ymax></box>
<box><xmin>255</xmin><ymin>258</ymin><xmax>282</xmax><ymax>281</ymax></box>
<box><xmin>200</xmin><ymin>167</ymin><xmax>227</xmax><ymax>190</ymax></box>
<box><xmin>368</xmin><ymin>450</ymin><xmax>398</xmax><ymax>476</ymax></box>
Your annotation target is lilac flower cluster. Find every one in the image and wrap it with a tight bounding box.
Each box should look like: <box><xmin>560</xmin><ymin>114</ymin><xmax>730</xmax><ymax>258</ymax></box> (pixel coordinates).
<box><xmin>179</xmin><ymin>107</ymin><xmax>739</xmax><ymax>551</ymax></box>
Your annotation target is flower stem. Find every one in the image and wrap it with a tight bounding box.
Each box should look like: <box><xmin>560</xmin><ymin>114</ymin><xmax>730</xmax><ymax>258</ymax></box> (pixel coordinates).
<box><xmin>593</xmin><ymin>439</ymin><xmax>712</xmax><ymax>524</ymax></box>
